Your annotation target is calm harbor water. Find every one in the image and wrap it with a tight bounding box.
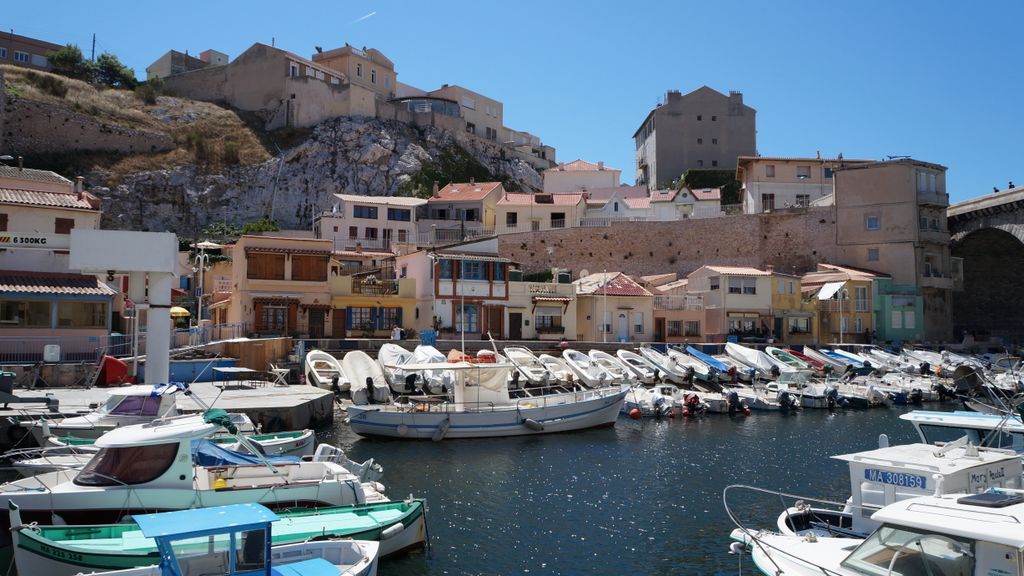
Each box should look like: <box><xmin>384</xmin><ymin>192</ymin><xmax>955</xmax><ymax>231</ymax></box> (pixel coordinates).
<box><xmin>330</xmin><ymin>407</ymin><xmax>923</xmax><ymax>576</ymax></box>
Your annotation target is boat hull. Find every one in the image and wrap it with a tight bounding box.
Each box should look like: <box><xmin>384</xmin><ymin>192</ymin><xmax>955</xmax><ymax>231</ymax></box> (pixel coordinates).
<box><xmin>12</xmin><ymin>500</ymin><xmax>424</xmax><ymax>576</ymax></box>
<box><xmin>346</xmin><ymin>387</ymin><xmax>627</xmax><ymax>439</ymax></box>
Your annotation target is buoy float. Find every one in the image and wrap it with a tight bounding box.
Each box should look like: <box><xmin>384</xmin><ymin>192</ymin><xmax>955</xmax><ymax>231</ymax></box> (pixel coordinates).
<box><xmin>668</xmin><ymin>411</ymin><xmax>675</xmax><ymax>419</ymax></box>
<box><xmin>744</xmin><ymin>408</ymin><xmax>752</xmax><ymax>416</ymax></box>
<box><xmin>628</xmin><ymin>408</ymin><xmax>641</xmax><ymax>420</ymax></box>
<box><xmin>682</xmin><ymin>408</ymin><xmax>690</xmax><ymax>418</ymax></box>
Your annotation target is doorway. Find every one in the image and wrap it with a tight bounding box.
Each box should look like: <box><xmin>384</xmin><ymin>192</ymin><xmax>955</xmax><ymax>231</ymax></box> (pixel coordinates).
<box><xmin>617</xmin><ymin>313</ymin><xmax>628</xmax><ymax>341</ymax></box>
<box><xmin>308</xmin><ymin>309</ymin><xmax>325</xmax><ymax>339</ymax></box>
<box><xmin>508</xmin><ymin>312</ymin><xmax>523</xmax><ymax>340</ymax></box>
<box><xmin>486</xmin><ymin>306</ymin><xmax>504</xmax><ymax>339</ymax></box>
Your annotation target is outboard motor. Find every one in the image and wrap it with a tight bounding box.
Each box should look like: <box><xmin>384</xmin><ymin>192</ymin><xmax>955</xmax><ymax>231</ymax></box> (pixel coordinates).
<box><xmin>770</xmin><ymin>365</ymin><xmax>781</xmax><ymax>379</ymax></box>
<box><xmin>909</xmin><ymin>388</ymin><xmax>924</xmax><ymax>405</ymax></box>
<box><xmin>919</xmin><ymin>362</ymin><xmax>931</xmax><ymax>376</ymax></box>
<box><xmin>365</xmin><ymin>376</ymin><xmax>376</xmax><ymax>404</ymax></box>
<box><xmin>728</xmin><ymin>366</ymin><xmax>738</xmax><ymax>384</ymax></box>
<box><xmin>330</xmin><ymin>374</ymin><xmax>342</xmax><ymax>396</ymax></box>
<box><xmin>683</xmin><ymin>392</ymin><xmax>706</xmax><ymax>417</ymax></box>
<box><xmin>683</xmin><ymin>366</ymin><xmax>696</xmax><ymax>387</ymax></box>
<box><xmin>653</xmin><ymin>396</ymin><xmax>671</xmax><ymax>418</ymax></box>
<box><xmin>778</xmin><ymin>390</ymin><xmax>798</xmax><ymax>412</ymax></box>
<box><xmin>826</xmin><ymin>387</ymin><xmax>838</xmax><ymax>411</ymax></box>
<box><xmin>511</xmin><ymin>370</ymin><xmax>521</xmax><ymax>390</ymax></box>
<box><xmin>404</xmin><ymin>373</ymin><xmax>419</xmax><ymax>394</ymax></box>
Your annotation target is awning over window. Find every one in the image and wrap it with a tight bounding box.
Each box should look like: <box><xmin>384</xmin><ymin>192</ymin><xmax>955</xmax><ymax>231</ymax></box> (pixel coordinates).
<box><xmin>816</xmin><ymin>281</ymin><xmax>847</xmax><ymax>300</ymax></box>
<box><xmin>252</xmin><ymin>296</ymin><xmax>301</xmax><ymax>306</ymax></box>
<box><xmin>532</xmin><ymin>296</ymin><xmax>573</xmax><ymax>302</ymax></box>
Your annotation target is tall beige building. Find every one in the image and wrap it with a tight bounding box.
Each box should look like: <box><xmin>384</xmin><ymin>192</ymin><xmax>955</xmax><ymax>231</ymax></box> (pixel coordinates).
<box><xmin>736</xmin><ymin>156</ymin><xmax>872</xmax><ymax>213</ymax></box>
<box><xmin>834</xmin><ymin>159</ymin><xmax>953</xmax><ymax>342</ymax></box>
<box><xmin>312</xmin><ymin>44</ymin><xmax>396</xmax><ymax>99</ymax></box>
<box><xmin>634</xmin><ymin>86</ymin><xmax>756</xmax><ymax>190</ymax></box>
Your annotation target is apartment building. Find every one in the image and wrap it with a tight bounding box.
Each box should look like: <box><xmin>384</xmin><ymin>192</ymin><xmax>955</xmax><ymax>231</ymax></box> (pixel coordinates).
<box><xmin>312</xmin><ymin>44</ymin><xmax>396</xmax><ymax>99</ymax></box>
<box><xmin>0</xmin><ymin>32</ymin><xmax>62</xmax><ymax>71</ymax></box>
<box><xmin>801</xmin><ymin>264</ymin><xmax>881</xmax><ymax>345</ymax></box>
<box><xmin>421</xmin><ymin>181</ymin><xmax>507</xmax><ymax>241</ymax></box>
<box><xmin>686</xmin><ymin>265</ymin><xmax>773</xmax><ymax>342</ymax></box>
<box><xmin>736</xmin><ymin>156</ymin><xmax>872</xmax><ymax>213</ymax></box>
<box><xmin>495</xmin><ymin>192</ymin><xmax>586</xmax><ymax>234</ymax></box>
<box><xmin>328</xmin><ymin>257</ymin><xmax>416</xmax><ymax>338</ymax></box>
<box><xmin>634</xmin><ymin>86</ymin><xmax>756</xmax><ymax>190</ymax></box>
<box><xmin>427</xmin><ymin>84</ymin><xmax>503</xmax><ymax>141</ymax></box>
<box><xmin>573</xmin><ymin>272</ymin><xmax>654</xmax><ymax>343</ymax></box>
<box><xmin>211</xmin><ymin>235</ymin><xmax>333</xmax><ymax>337</ymax></box>
<box><xmin>542</xmin><ymin>159</ymin><xmax>620</xmax><ymax>193</ymax></box>
<box><xmin>314</xmin><ymin>193</ymin><xmax>426</xmax><ymax>252</ymax></box>
<box><xmin>834</xmin><ymin>159</ymin><xmax>954</xmax><ymax>341</ymax></box>
<box><xmin>146</xmin><ymin>49</ymin><xmax>227</xmax><ymax>80</ymax></box>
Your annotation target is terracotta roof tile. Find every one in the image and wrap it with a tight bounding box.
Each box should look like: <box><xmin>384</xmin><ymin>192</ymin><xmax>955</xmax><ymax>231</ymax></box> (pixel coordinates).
<box><xmin>0</xmin><ymin>271</ymin><xmax>116</xmax><ymax>296</ymax></box>
<box><xmin>574</xmin><ymin>272</ymin><xmax>652</xmax><ymax>297</ymax></box>
<box><xmin>650</xmin><ymin>189</ymin><xmax>678</xmax><ymax>203</ymax></box>
<box><xmin>690</xmin><ymin>187</ymin><xmax>721</xmax><ymax>201</ymax></box>
<box><xmin>623</xmin><ymin>197</ymin><xmax>650</xmax><ymax>209</ymax></box>
<box><xmin>544</xmin><ymin>159</ymin><xmax>620</xmax><ymax>173</ymax></box>
<box><xmin>0</xmin><ymin>188</ymin><xmax>98</xmax><ymax>210</ymax></box>
<box><xmin>498</xmin><ymin>193</ymin><xmax>584</xmax><ymax>206</ymax></box>
<box><xmin>704</xmin><ymin>265</ymin><xmax>770</xmax><ymax>276</ymax></box>
<box><xmin>430</xmin><ymin>182</ymin><xmax>504</xmax><ymax>202</ymax></box>
<box><xmin>0</xmin><ymin>166</ymin><xmax>72</xmax><ymax>184</ymax></box>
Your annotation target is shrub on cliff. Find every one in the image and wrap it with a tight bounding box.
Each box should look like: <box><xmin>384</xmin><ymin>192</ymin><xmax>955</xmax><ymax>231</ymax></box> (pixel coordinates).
<box><xmin>23</xmin><ymin>70</ymin><xmax>68</xmax><ymax>98</ymax></box>
<box><xmin>94</xmin><ymin>53</ymin><xmax>137</xmax><ymax>89</ymax></box>
<box><xmin>399</xmin><ymin>143</ymin><xmax>494</xmax><ymax>198</ymax></box>
<box><xmin>47</xmin><ymin>44</ymin><xmax>94</xmax><ymax>82</ymax></box>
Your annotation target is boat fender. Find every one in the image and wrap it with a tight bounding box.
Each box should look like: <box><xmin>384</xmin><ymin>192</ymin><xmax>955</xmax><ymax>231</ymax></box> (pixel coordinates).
<box><xmin>431</xmin><ymin>419</ymin><xmax>450</xmax><ymax>442</ymax></box>
<box><xmin>522</xmin><ymin>418</ymin><xmax>544</xmax><ymax>432</ymax></box>
<box><xmin>397</xmin><ymin>423</ymin><xmax>410</xmax><ymax>437</ymax></box>
<box><xmin>729</xmin><ymin>541</ymin><xmax>745</xmax><ymax>555</ymax></box>
<box><xmin>381</xmin><ymin>522</ymin><xmax>405</xmax><ymax>540</ymax></box>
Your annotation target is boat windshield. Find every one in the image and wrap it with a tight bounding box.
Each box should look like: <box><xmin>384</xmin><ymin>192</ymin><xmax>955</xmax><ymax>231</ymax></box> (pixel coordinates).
<box><xmin>74</xmin><ymin>442</ymin><xmax>179</xmax><ymax>486</ymax></box>
<box><xmin>918</xmin><ymin>424</ymin><xmax>1024</xmax><ymax>452</ymax></box>
<box><xmin>841</xmin><ymin>524</ymin><xmax>974</xmax><ymax>576</ymax></box>
<box><xmin>108</xmin><ymin>394</ymin><xmax>164</xmax><ymax>417</ymax></box>
<box><xmin>168</xmin><ymin>528</ymin><xmax>266</xmax><ymax>574</ymax></box>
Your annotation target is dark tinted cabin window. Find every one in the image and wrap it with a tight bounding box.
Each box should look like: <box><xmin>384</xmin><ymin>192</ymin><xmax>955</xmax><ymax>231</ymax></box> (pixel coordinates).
<box><xmin>75</xmin><ymin>443</ymin><xmax>179</xmax><ymax>486</ymax></box>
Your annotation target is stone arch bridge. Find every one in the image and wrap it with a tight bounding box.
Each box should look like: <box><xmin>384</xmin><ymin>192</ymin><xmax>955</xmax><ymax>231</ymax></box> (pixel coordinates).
<box><xmin>947</xmin><ymin>186</ymin><xmax>1024</xmax><ymax>345</ymax></box>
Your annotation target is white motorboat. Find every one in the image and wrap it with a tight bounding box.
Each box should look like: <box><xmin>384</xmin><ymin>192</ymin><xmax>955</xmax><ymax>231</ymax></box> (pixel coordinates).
<box><xmin>0</xmin><ymin>413</ymin><xmax>387</xmax><ymax>532</ymax></box>
<box><xmin>864</xmin><ymin>346</ymin><xmax>920</xmax><ymax>373</ymax></box>
<box><xmin>412</xmin><ymin>345</ymin><xmax>454</xmax><ymax>394</ymax></box>
<box><xmin>344</xmin><ymin>350</ymin><xmax>392</xmax><ymax>405</ymax></box>
<box><xmin>588</xmin><ymin>350</ymin><xmax>634</xmax><ymax>384</ymax></box>
<box><xmin>725</xmin><ymin>342</ymin><xmax>792</xmax><ymax>378</ymax></box>
<box><xmin>828</xmin><ymin>348</ymin><xmax>877</xmax><ymax>368</ymax></box>
<box><xmin>615</xmin><ymin>349</ymin><xmax>659</xmax><ymax>384</ymax></box>
<box><xmin>801</xmin><ymin>347</ymin><xmax>852</xmax><ymax>374</ymax></box>
<box><xmin>24</xmin><ymin>383</ymin><xmax>256</xmax><ymax>445</ymax></box>
<box><xmin>561</xmin><ymin>349</ymin><xmax>616</xmax><ymax>387</ymax></box>
<box><xmin>10</xmin><ymin>427</ymin><xmax>319</xmax><ymax>476</ymax></box>
<box><xmin>305</xmin><ymin>349</ymin><xmax>349</xmax><ymax>391</ymax></box>
<box><xmin>346</xmin><ymin>362</ymin><xmax>627</xmax><ymax>439</ymax></box>
<box><xmin>378</xmin><ymin>343</ymin><xmax>428</xmax><ymax>394</ymax></box>
<box><xmin>765</xmin><ymin>346</ymin><xmax>811</xmax><ymax>370</ymax></box>
<box><xmin>900</xmin><ymin>409</ymin><xmax>1024</xmax><ymax>452</ymax></box>
<box><xmin>504</xmin><ymin>346</ymin><xmax>553</xmax><ymax>386</ymax></box>
<box><xmin>729</xmin><ymin>489</ymin><xmax>1024</xmax><ymax>576</ymax></box>
<box><xmin>712</xmin><ymin>354</ymin><xmax>756</xmax><ymax>383</ymax></box>
<box><xmin>665</xmin><ymin>347</ymin><xmax>717</xmax><ymax>386</ymax></box>
<box><xmin>772</xmin><ymin>436</ymin><xmax>1023</xmax><ymax>539</ymax></box>
<box><xmin>537</xmin><ymin>354</ymin><xmax>574</xmax><ymax>384</ymax></box>
<box><xmin>638</xmin><ymin>345</ymin><xmax>691</xmax><ymax>384</ymax></box>
<box><xmin>29</xmin><ymin>503</ymin><xmax>380</xmax><ymax>576</ymax></box>
<box><xmin>623</xmin><ymin>383</ymin><xmax>687</xmax><ymax>417</ymax></box>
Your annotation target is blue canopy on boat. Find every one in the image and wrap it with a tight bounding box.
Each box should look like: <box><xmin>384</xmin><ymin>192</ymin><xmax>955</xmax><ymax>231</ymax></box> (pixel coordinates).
<box><xmin>134</xmin><ymin>503</ymin><xmax>279</xmax><ymax>538</ymax></box>
<box><xmin>190</xmin><ymin>439</ymin><xmax>300</xmax><ymax>467</ymax></box>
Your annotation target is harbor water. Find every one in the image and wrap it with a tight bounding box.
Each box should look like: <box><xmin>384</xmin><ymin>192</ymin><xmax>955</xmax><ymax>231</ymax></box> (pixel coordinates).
<box><xmin>330</xmin><ymin>407</ymin><xmax>922</xmax><ymax>576</ymax></box>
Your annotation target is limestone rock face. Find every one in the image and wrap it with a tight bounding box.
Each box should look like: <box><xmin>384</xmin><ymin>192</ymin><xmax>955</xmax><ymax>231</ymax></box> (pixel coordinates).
<box><xmin>93</xmin><ymin>116</ymin><xmax>542</xmax><ymax>234</ymax></box>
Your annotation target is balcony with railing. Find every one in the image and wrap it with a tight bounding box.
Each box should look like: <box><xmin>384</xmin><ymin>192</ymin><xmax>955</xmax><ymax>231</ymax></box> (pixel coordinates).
<box><xmin>919</xmin><ymin>271</ymin><xmax>953</xmax><ymax>290</ymax></box>
<box><xmin>654</xmin><ymin>295</ymin><xmax>704</xmax><ymax>311</ymax></box>
<box><xmin>917</xmin><ymin>190</ymin><xmax>949</xmax><ymax>207</ymax></box>
<box><xmin>918</xmin><ymin>227</ymin><xmax>950</xmax><ymax>244</ymax></box>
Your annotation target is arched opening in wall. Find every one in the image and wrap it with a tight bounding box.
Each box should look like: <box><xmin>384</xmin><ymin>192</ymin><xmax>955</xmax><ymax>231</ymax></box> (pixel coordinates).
<box><xmin>952</xmin><ymin>227</ymin><xmax>1024</xmax><ymax>345</ymax></box>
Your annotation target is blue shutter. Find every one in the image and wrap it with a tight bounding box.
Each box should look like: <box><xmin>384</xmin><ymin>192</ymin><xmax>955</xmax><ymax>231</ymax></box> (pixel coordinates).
<box><xmin>345</xmin><ymin>308</ymin><xmax>353</xmax><ymax>329</ymax></box>
<box><xmin>374</xmin><ymin>307</ymin><xmax>383</xmax><ymax>330</ymax></box>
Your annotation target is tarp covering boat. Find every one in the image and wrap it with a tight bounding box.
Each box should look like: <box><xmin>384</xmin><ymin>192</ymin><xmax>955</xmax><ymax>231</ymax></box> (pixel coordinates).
<box><xmin>190</xmin><ymin>439</ymin><xmax>299</xmax><ymax>467</ymax></box>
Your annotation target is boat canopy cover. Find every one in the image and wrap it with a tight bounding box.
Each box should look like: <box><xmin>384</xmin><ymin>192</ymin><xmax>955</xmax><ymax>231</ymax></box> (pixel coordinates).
<box><xmin>816</xmin><ymin>281</ymin><xmax>847</xmax><ymax>300</ymax></box>
<box><xmin>190</xmin><ymin>439</ymin><xmax>300</xmax><ymax>467</ymax></box>
<box><xmin>133</xmin><ymin>502</ymin><xmax>279</xmax><ymax>538</ymax></box>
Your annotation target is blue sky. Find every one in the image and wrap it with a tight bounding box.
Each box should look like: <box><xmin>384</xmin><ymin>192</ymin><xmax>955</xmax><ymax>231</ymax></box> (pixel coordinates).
<box><xmin>6</xmin><ymin>0</ymin><xmax>1021</xmax><ymax>202</ymax></box>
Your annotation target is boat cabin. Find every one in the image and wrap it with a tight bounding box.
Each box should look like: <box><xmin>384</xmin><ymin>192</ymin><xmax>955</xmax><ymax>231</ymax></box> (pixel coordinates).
<box><xmin>840</xmin><ymin>492</ymin><xmax>1024</xmax><ymax>576</ymax></box>
<box><xmin>833</xmin><ymin>437</ymin><xmax>1022</xmax><ymax>536</ymax></box>
<box><xmin>902</xmin><ymin>410</ymin><xmax>1024</xmax><ymax>452</ymax></box>
<box><xmin>131</xmin><ymin>503</ymin><xmax>281</xmax><ymax>576</ymax></box>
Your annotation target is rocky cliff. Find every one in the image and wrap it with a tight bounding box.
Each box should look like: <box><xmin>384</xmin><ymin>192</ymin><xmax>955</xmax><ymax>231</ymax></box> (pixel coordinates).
<box><xmin>93</xmin><ymin>116</ymin><xmax>542</xmax><ymax>234</ymax></box>
<box><xmin>0</xmin><ymin>66</ymin><xmax>542</xmax><ymax>235</ymax></box>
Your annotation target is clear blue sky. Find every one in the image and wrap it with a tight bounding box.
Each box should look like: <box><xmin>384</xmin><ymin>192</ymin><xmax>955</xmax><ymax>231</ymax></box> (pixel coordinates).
<box><xmin>5</xmin><ymin>0</ymin><xmax>1021</xmax><ymax>202</ymax></box>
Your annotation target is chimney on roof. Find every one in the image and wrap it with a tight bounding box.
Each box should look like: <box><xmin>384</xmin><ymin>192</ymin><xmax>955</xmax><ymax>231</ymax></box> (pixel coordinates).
<box><xmin>432</xmin><ymin>181</ymin><xmax>439</xmax><ymax>198</ymax></box>
<box><xmin>1011</xmin><ymin>181</ymin><xmax>1016</xmax><ymax>189</ymax></box>
<box><xmin>469</xmin><ymin>177</ymin><xmax>475</xmax><ymax>186</ymax></box>
<box><xmin>766</xmin><ymin>264</ymin><xmax>774</xmax><ymax>274</ymax></box>
<box><xmin>994</xmin><ymin>186</ymin><xmax>1000</xmax><ymax>193</ymax></box>
<box><xmin>17</xmin><ymin>156</ymin><xmax>23</xmax><ymax>171</ymax></box>
<box><xmin>816</xmin><ymin>150</ymin><xmax>821</xmax><ymax>159</ymax></box>
<box><xmin>75</xmin><ymin>176</ymin><xmax>84</xmax><ymax>196</ymax></box>
<box><xmin>597</xmin><ymin>161</ymin><xmax>604</xmax><ymax>171</ymax></box>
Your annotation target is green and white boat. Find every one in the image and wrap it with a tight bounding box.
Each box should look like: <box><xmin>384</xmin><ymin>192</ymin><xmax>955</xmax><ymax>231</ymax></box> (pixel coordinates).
<box><xmin>10</xmin><ymin>498</ymin><xmax>426</xmax><ymax>576</ymax></box>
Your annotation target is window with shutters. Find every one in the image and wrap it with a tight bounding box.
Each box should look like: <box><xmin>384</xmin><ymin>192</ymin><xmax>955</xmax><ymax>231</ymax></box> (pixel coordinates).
<box><xmin>246</xmin><ymin>253</ymin><xmax>285</xmax><ymax>280</ymax></box>
<box><xmin>291</xmin><ymin>255</ymin><xmax>328</xmax><ymax>282</ymax></box>
<box><xmin>55</xmin><ymin>218</ymin><xmax>75</xmax><ymax>234</ymax></box>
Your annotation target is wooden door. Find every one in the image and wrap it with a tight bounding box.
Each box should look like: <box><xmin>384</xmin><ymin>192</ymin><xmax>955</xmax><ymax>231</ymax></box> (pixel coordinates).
<box><xmin>508</xmin><ymin>312</ymin><xmax>523</xmax><ymax>340</ymax></box>
<box><xmin>655</xmin><ymin>317</ymin><xmax>666</xmax><ymax>342</ymax></box>
<box><xmin>486</xmin><ymin>306</ymin><xmax>504</xmax><ymax>339</ymax></box>
<box><xmin>308</xmin><ymin>309</ymin><xmax>325</xmax><ymax>339</ymax></box>
<box><xmin>332</xmin><ymin>308</ymin><xmax>346</xmax><ymax>338</ymax></box>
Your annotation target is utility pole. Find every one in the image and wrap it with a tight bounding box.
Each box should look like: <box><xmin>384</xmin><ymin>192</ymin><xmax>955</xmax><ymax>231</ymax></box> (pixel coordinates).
<box><xmin>91</xmin><ymin>33</ymin><xmax>96</xmax><ymax>61</ymax></box>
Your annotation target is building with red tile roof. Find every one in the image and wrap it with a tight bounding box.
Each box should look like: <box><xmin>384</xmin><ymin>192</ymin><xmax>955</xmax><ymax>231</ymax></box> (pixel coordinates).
<box><xmin>543</xmin><ymin>159</ymin><xmax>620</xmax><ymax>193</ymax></box>
<box><xmin>573</xmin><ymin>272</ymin><xmax>654</xmax><ymax>342</ymax></box>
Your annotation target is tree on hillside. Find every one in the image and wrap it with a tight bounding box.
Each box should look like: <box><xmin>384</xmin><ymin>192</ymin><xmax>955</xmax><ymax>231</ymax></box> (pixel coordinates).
<box><xmin>94</xmin><ymin>52</ymin><xmax>138</xmax><ymax>89</ymax></box>
<box><xmin>46</xmin><ymin>44</ymin><xmax>94</xmax><ymax>82</ymax></box>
